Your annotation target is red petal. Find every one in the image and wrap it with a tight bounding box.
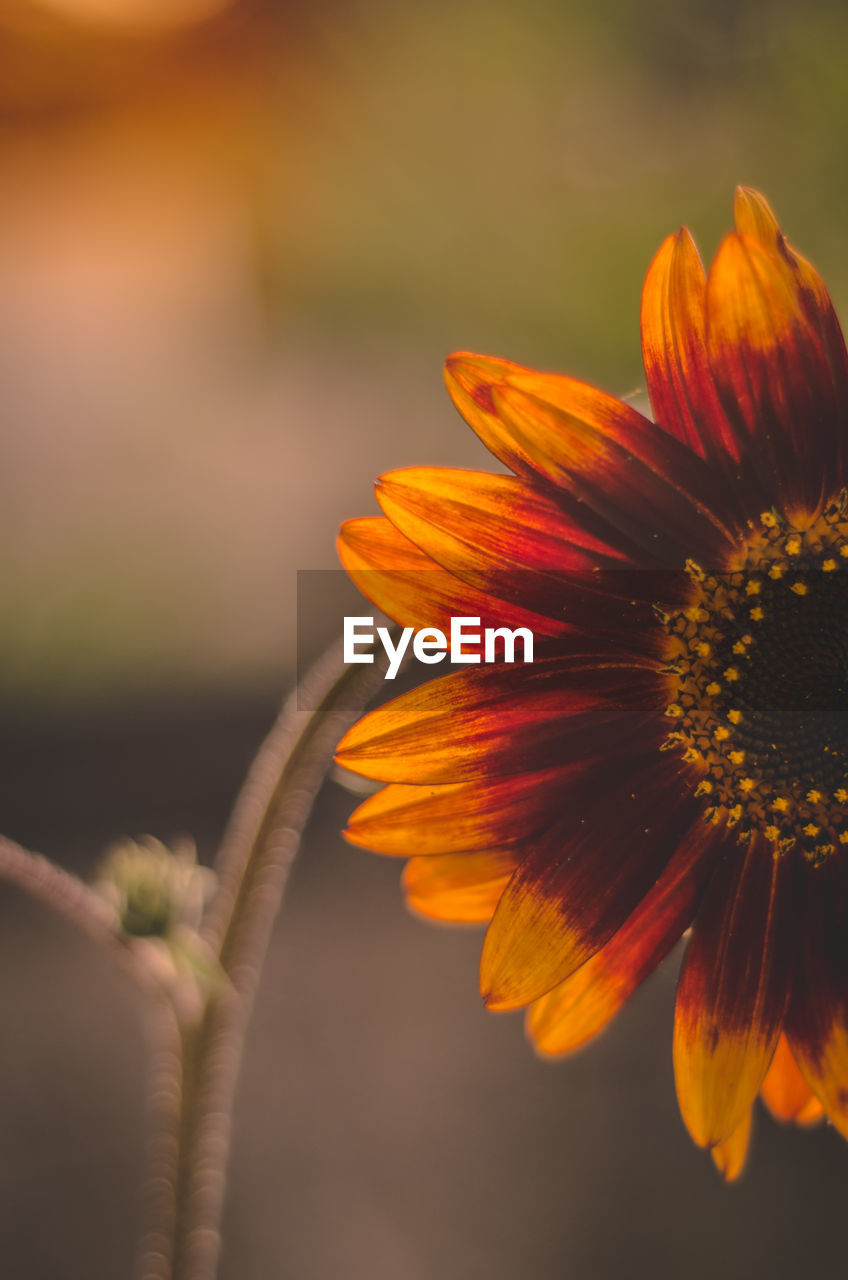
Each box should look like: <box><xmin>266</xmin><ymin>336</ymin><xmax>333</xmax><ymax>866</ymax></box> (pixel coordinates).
<box><xmin>673</xmin><ymin>836</ymin><xmax>795</xmax><ymax>1148</ymax></box>
<box><xmin>335</xmin><ymin>658</ymin><xmax>666</xmax><ymax>784</ymax></box>
<box><xmin>480</xmin><ymin>759</ymin><xmax>702</xmax><ymax>1010</ymax></box>
<box><xmin>641</xmin><ymin>229</ymin><xmax>743</xmax><ymax>466</ymax></box>
<box><xmin>526</xmin><ymin>816</ymin><xmax>720</xmax><ymax>1054</ymax></box>
<box><xmin>706</xmin><ymin>229</ymin><xmax>845</xmax><ymax>514</ymax></box>
<box><xmin>344</xmin><ymin>764</ymin><xmax>585</xmax><ymax>856</ymax></box>
<box><xmin>375</xmin><ymin>467</ymin><xmax>690</xmax><ymax>625</ymax></box>
<box><xmin>444</xmin><ymin>353</ymin><xmax>734</xmax><ymax>564</ymax></box>
<box><xmin>338</xmin><ymin>517</ymin><xmax>566</xmax><ymax>640</ymax></box>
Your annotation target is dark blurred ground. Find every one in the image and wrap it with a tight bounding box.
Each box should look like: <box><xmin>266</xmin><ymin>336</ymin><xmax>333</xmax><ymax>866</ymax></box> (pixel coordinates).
<box><xmin>1</xmin><ymin>695</ymin><xmax>847</xmax><ymax>1280</ymax></box>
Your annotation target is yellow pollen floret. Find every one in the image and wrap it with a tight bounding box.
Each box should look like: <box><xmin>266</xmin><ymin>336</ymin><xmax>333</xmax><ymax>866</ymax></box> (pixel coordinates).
<box><xmin>750</xmin><ymin>606</ymin><xmax>764</xmax><ymax>621</ymax></box>
<box><xmin>714</xmin><ymin>726</ymin><xmax>730</xmax><ymax>741</ymax></box>
<box><xmin>705</xmin><ymin>682</ymin><xmax>721</xmax><ymax>697</ymax></box>
<box><xmin>791</xmin><ymin>581</ymin><xmax>808</xmax><ymax>596</ymax></box>
<box><xmin>696</xmin><ymin>642</ymin><xmax>712</xmax><ymax>658</ymax></box>
<box><xmin>839</xmin><ymin>831</ymin><xmax>848</xmax><ymax>845</ymax></box>
<box><xmin>772</xmin><ymin>797</ymin><xmax>790</xmax><ymax>813</ymax></box>
<box><xmin>840</xmin><ymin>544</ymin><xmax>848</xmax><ymax>558</ymax></box>
<box><xmin>769</xmin><ymin>564</ymin><xmax>785</xmax><ymax>580</ymax></box>
<box><xmin>695</xmin><ymin>780</ymin><xmax>713</xmax><ymax>797</ymax></box>
<box><xmin>786</xmin><ymin>536</ymin><xmax>802</xmax><ymax>556</ymax></box>
<box><xmin>727</xmin><ymin>709</ymin><xmax>742</xmax><ymax>724</ymax></box>
<box><xmin>745</xmin><ymin>579</ymin><xmax>762</xmax><ymax>596</ymax></box>
<box><xmin>728</xmin><ymin>750</ymin><xmax>745</xmax><ymax>765</ymax></box>
<box><xmin>836</xmin><ymin>788</ymin><xmax>848</xmax><ymax>804</ymax></box>
<box><xmin>823</xmin><ymin>558</ymin><xmax>838</xmax><ymax>572</ymax></box>
<box><xmin>665</xmin><ymin>703</ymin><xmax>683</xmax><ymax>718</ymax></box>
<box><xmin>765</xmin><ymin>825</ymin><xmax>781</xmax><ymax>842</ymax></box>
<box><xmin>732</xmin><ymin>642</ymin><xmax>746</xmax><ymax>655</ymax></box>
<box><xmin>685</xmin><ymin>606</ymin><xmax>709</xmax><ymax>623</ymax></box>
<box><xmin>724</xmin><ymin>667</ymin><xmax>739</xmax><ymax>682</ymax></box>
<box><xmin>739</xmin><ymin>777</ymin><xmax>756</xmax><ymax>793</ymax></box>
<box><xmin>807</xmin><ymin>790</ymin><xmax>823</xmax><ymax>805</ymax></box>
<box><xmin>727</xmin><ymin>805</ymin><xmax>743</xmax><ymax>826</ymax></box>
<box><xmin>803</xmin><ymin>823</ymin><xmax>820</xmax><ymax>838</ymax></box>
<box><xmin>760</xmin><ymin>512</ymin><xmax>778</xmax><ymax>528</ymax></box>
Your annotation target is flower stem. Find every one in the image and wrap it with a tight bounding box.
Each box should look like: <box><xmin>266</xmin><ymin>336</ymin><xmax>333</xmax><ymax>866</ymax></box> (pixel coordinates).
<box><xmin>153</xmin><ymin>640</ymin><xmax>389</xmax><ymax>1280</ymax></box>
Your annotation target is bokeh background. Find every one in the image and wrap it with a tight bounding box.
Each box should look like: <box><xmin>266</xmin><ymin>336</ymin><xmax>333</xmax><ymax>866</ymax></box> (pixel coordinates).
<box><xmin>2</xmin><ymin>0</ymin><xmax>848</xmax><ymax>1275</ymax></box>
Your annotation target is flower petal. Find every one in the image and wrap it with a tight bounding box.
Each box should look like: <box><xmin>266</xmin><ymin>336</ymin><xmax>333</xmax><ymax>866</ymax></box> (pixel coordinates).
<box><xmin>480</xmin><ymin>759</ymin><xmax>701</xmax><ymax>1010</ymax></box>
<box><xmin>344</xmin><ymin>764</ymin><xmax>584</xmax><ymax>856</ymax></box>
<box><xmin>710</xmin><ymin>1109</ymin><xmax>752</xmax><ymax>1182</ymax></box>
<box><xmin>641</xmin><ymin>228</ymin><xmax>757</xmax><ymax>511</ymax></box>
<box><xmin>375</xmin><ymin>466</ymin><xmax>689</xmax><ymax>624</ymax></box>
<box><xmin>338</xmin><ymin>517</ymin><xmax>565</xmax><ymax>639</ymax></box>
<box><xmin>444</xmin><ymin>353</ymin><xmax>735</xmax><ymax>563</ymax></box>
<box><xmin>402</xmin><ymin>852</ymin><xmax>518</xmax><ymax>923</ymax></box>
<box><xmin>526</xmin><ymin>816</ymin><xmax>720</xmax><ymax>1055</ymax></box>
<box><xmin>335</xmin><ymin>658</ymin><xmax>666</xmax><ymax>784</ymax></box>
<box><xmin>785</xmin><ymin>856</ymin><xmax>848</xmax><ymax>1139</ymax></box>
<box><xmin>759</xmin><ymin>1033</ymin><xmax>824</xmax><ymax>1126</ymax></box>
<box><xmin>706</xmin><ymin>229</ymin><xmax>845</xmax><ymax>513</ymax></box>
<box><xmin>673</xmin><ymin>836</ymin><xmax>794</xmax><ymax>1148</ymax></box>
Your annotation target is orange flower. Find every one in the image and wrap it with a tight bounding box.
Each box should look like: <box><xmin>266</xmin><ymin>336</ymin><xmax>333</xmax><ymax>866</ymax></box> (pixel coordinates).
<box><xmin>335</xmin><ymin>189</ymin><xmax>848</xmax><ymax>1179</ymax></box>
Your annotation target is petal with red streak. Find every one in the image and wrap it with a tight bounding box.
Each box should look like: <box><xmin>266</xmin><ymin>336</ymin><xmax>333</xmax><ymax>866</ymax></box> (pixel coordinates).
<box><xmin>344</xmin><ymin>764</ymin><xmax>586</xmax><ymax>856</ymax></box>
<box><xmin>480</xmin><ymin>759</ymin><xmax>701</xmax><ymax>1010</ymax></box>
<box><xmin>375</xmin><ymin>467</ymin><xmax>690</xmax><ymax>624</ymax></box>
<box><xmin>444</xmin><ymin>353</ymin><xmax>734</xmax><ymax>564</ymax></box>
<box><xmin>673</xmin><ymin>837</ymin><xmax>795</xmax><ymax>1148</ymax></box>
<box><xmin>640</xmin><ymin>229</ymin><xmax>763</xmax><ymax>527</ymax></box>
<box><xmin>706</xmin><ymin>231</ymin><xmax>843</xmax><ymax>513</ymax></box>
<box><xmin>338</xmin><ymin>517</ymin><xmax>566</xmax><ymax>640</ymax></box>
<box><xmin>335</xmin><ymin>658</ymin><xmax>666</xmax><ymax>784</ymax></box>
<box><xmin>527</xmin><ymin>816</ymin><xmax>720</xmax><ymax>1055</ymax></box>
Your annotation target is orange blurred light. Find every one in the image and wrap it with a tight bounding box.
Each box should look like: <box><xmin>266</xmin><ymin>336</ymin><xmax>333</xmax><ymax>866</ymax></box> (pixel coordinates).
<box><xmin>27</xmin><ymin>0</ymin><xmax>236</xmax><ymax>33</ymax></box>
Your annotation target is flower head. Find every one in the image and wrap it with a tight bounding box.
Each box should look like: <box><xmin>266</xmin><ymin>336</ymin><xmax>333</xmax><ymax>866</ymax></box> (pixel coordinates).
<box><xmin>335</xmin><ymin>189</ymin><xmax>848</xmax><ymax>1178</ymax></box>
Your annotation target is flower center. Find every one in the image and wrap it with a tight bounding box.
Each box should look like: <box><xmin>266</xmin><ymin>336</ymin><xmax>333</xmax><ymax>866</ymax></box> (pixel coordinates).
<box><xmin>661</xmin><ymin>497</ymin><xmax>848</xmax><ymax>862</ymax></box>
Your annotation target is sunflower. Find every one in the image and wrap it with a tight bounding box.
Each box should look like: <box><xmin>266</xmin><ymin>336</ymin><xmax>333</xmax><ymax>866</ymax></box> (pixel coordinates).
<box><xmin>335</xmin><ymin>189</ymin><xmax>848</xmax><ymax>1179</ymax></box>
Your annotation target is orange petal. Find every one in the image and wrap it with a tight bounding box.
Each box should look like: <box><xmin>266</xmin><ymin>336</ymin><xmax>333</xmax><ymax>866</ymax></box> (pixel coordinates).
<box><xmin>710</xmin><ymin>1108</ymin><xmax>752</xmax><ymax>1182</ymax></box>
<box><xmin>527</xmin><ymin>816</ymin><xmax>721</xmax><ymax>1055</ymax></box>
<box><xmin>673</xmin><ymin>836</ymin><xmax>794</xmax><ymax>1148</ymax></box>
<box><xmin>734</xmin><ymin>186</ymin><xmax>848</xmax><ymax>496</ymax></box>
<box><xmin>444</xmin><ymin>353</ymin><xmax>734</xmax><ymax>564</ymax></box>
<box><xmin>344</xmin><ymin>764</ymin><xmax>584</xmax><ymax>856</ymax></box>
<box><xmin>402</xmin><ymin>852</ymin><xmax>517</xmax><ymax>923</ymax></box>
<box><xmin>759</xmin><ymin>1033</ymin><xmax>823</xmax><ymax>1125</ymax></box>
<box><xmin>641</xmin><ymin>229</ymin><xmax>739</xmax><ymax>462</ymax></box>
<box><xmin>335</xmin><ymin>657</ymin><xmax>665</xmax><ymax>784</ymax></box>
<box><xmin>376</xmin><ymin>466</ymin><xmax>688</xmax><ymax>626</ymax></box>
<box><xmin>338</xmin><ymin>517</ymin><xmax>565</xmax><ymax>639</ymax></box>
<box><xmin>480</xmin><ymin>760</ymin><xmax>701</xmax><ymax>1010</ymax></box>
<box><xmin>706</xmin><ymin>229</ymin><xmax>843</xmax><ymax>513</ymax></box>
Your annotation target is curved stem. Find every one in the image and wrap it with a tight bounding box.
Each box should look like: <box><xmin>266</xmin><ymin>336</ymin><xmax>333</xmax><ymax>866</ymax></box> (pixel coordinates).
<box><xmin>158</xmin><ymin>640</ymin><xmax>388</xmax><ymax>1279</ymax></box>
<box><xmin>0</xmin><ymin>834</ymin><xmax>157</xmax><ymax>991</ymax></box>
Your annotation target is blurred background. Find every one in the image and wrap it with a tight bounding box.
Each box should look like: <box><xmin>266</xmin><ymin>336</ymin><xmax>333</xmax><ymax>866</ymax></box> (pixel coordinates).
<box><xmin>2</xmin><ymin>0</ymin><xmax>848</xmax><ymax>1275</ymax></box>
